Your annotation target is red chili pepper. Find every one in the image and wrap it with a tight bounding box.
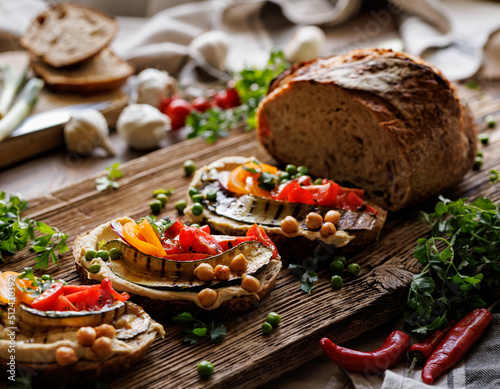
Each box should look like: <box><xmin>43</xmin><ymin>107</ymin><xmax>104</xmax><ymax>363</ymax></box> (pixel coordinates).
<box><xmin>408</xmin><ymin>320</ymin><xmax>456</xmax><ymax>373</ymax></box>
<box><xmin>320</xmin><ymin>330</ymin><xmax>411</xmax><ymax>374</ymax></box>
<box><xmin>422</xmin><ymin>308</ymin><xmax>492</xmax><ymax>384</ymax></box>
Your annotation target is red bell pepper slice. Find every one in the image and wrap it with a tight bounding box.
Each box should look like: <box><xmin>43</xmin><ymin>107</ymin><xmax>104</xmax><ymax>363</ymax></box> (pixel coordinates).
<box><xmin>52</xmin><ymin>295</ymin><xmax>78</xmax><ymax>312</ymax></box>
<box><xmin>122</xmin><ymin>222</ymin><xmax>167</xmax><ymax>258</ymax></box>
<box><xmin>31</xmin><ymin>282</ymin><xmax>64</xmax><ymax>311</ymax></box>
<box><xmin>247</xmin><ymin>223</ymin><xmax>279</xmax><ymax>258</ymax></box>
<box><xmin>100</xmin><ymin>277</ymin><xmax>129</xmax><ymax>303</ymax></box>
<box><xmin>179</xmin><ymin>226</ymin><xmax>223</xmax><ymax>255</ymax></box>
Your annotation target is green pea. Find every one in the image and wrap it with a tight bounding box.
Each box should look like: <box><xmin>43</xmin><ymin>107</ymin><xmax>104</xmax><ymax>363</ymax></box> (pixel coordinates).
<box><xmin>473</xmin><ymin>156</ymin><xmax>483</xmax><ymax>170</ymax></box>
<box><xmin>477</xmin><ymin>150</ymin><xmax>484</xmax><ymax>157</ymax></box>
<box><xmin>262</xmin><ymin>322</ymin><xmax>273</xmax><ymax>334</ymax></box>
<box><xmin>348</xmin><ymin>263</ymin><xmax>361</xmax><ymax>276</ymax></box>
<box><xmin>175</xmin><ymin>200</ymin><xmax>187</xmax><ymax>213</ymax></box>
<box><xmin>197</xmin><ymin>360</ymin><xmax>214</xmax><ymax>379</ymax></box>
<box><xmin>156</xmin><ymin>193</ymin><xmax>168</xmax><ymax>206</ymax></box>
<box><xmin>192</xmin><ymin>203</ymin><xmax>204</xmax><ymax>216</ymax></box>
<box><xmin>280</xmin><ymin>172</ymin><xmax>290</xmax><ymax>181</ymax></box>
<box><xmin>85</xmin><ymin>250</ymin><xmax>97</xmax><ymax>261</ymax></box>
<box><xmin>280</xmin><ymin>177</ymin><xmax>290</xmax><ymax>184</ymax></box>
<box><xmin>329</xmin><ymin>260</ymin><xmax>344</xmax><ymax>274</ymax></box>
<box><xmin>334</xmin><ymin>255</ymin><xmax>347</xmax><ymax>266</ymax></box>
<box><xmin>206</xmin><ymin>189</ymin><xmax>217</xmax><ymax>201</ymax></box>
<box><xmin>89</xmin><ymin>264</ymin><xmax>101</xmax><ymax>274</ymax></box>
<box><xmin>191</xmin><ymin>194</ymin><xmax>204</xmax><ymax>203</ymax></box>
<box><xmin>188</xmin><ymin>187</ymin><xmax>199</xmax><ymax>197</ymax></box>
<box><xmin>96</xmin><ymin>250</ymin><xmax>109</xmax><ymax>262</ymax></box>
<box><xmin>266</xmin><ymin>312</ymin><xmax>281</xmax><ymax>328</ymax></box>
<box><xmin>313</xmin><ymin>178</ymin><xmax>323</xmax><ymax>185</ymax></box>
<box><xmin>109</xmin><ymin>247</ymin><xmax>122</xmax><ymax>260</ymax></box>
<box><xmin>478</xmin><ymin>133</ymin><xmax>490</xmax><ymax>145</ymax></box>
<box><xmin>485</xmin><ymin>115</ymin><xmax>497</xmax><ymax>128</ymax></box>
<box><xmin>330</xmin><ymin>275</ymin><xmax>343</xmax><ymax>289</ymax></box>
<box><xmin>183</xmin><ymin>160</ymin><xmax>197</xmax><ymax>176</ymax></box>
<box><xmin>41</xmin><ymin>275</ymin><xmax>52</xmax><ymax>281</ymax></box>
<box><xmin>297</xmin><ymin>166</ymin><xmax>309</xmax><ymax>175</ymax></box>
<box><xmin>150</xmin><ymin>200</ymin><xmax>162</xmax><ymax>215</ymax></box>
<box><xmin>285</xmin><ymin>164</ymin><xmax>297</xmax><ymax>175</ymax></box>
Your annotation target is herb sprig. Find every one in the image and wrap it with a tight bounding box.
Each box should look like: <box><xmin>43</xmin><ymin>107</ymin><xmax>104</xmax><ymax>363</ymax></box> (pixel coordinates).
<box><xmin>95</xmin><ymin>162</ymin><xmax>123</xmax><ymax>191</ymax></box>
<box><xmin>173</xmin><ymin>312</ymin><xmax>227</xmax><ymax>345</ymax></box>
<box><xmin>289</xmin><ymin>263</ymin><xmax>319</xmax><ymax>294</ymax></box>
<box><xmin>0</xmin><ymin>192</ymin><xmax>68</xmax><ymax>269</ymax></box>
<box><xmin>405</xmin><ymin>195</ymin><xmax>500</xmax><ymax>334</ymax></box>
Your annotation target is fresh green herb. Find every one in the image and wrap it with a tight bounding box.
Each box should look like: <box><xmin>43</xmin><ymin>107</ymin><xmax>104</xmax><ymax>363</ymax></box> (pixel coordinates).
<box><xmin>138</xmin><ymin>216</ymin><xmax>173</xmax><ymax>236</ymax></box>
<box><xmin>289</xmin><ymin>263</ymin><xmax>318</xmax><ymax>294</ymax></box>
<box><xmin>258</xmin><ymin>171</ymin><xmax>279</xmax><ymax>191</ymax></box>
<box><xmin>404</xmin><ymin>195</ymin><xmax>500</xmax><ymax>335</ymax></box>
<box><xmin>173</xmin><ymin>312</ymin><xmax>227</xmax><ymax>345</ymax></box>
<box><xmin>95</xmin><ymin>162</ymin><xmax>123</xmax><ymax>191</ymax></box>
<box><xmin>489</xmin><ymin>169</ymin><xmax>500</xmax><ymax>183</ymax></box>
<box><xmin>464</xmin><ymin>80</ymin><xmax>481</xmax><ymax>91</ymax></box>
<box><xmin>18</xmin><ymin>267</ymin><xmax>54</xmax><ymax>297</ymax></box>
<box><xmin>185</xmin><ymin>50</ymin><xmax>290</xmax><ymax>143</ymax></box>
<box><xmin>0</xmin><ymin>192</ymin><xmax>68</xmax><ymax>269</ymax></box>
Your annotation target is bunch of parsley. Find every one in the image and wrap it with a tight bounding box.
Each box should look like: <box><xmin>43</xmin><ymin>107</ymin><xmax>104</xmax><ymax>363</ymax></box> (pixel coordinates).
<box><xmin>0</xmin><ymin>192</ymin><xmax>68</xmax><ymax>269</ymax></box>
<box><xmin>173</xmin><ymin>312</ymin><xmax>226</xmax><ymax>345</ymax></box>
<box><xmin>405</xmin><ymin>195</ymin><xmax>500</xmax><ymax>334</ymax></box>
<box><xmin>186</xmin><ymin>50</ymin><xmax>290</xmax><ymax>143</ymax></box>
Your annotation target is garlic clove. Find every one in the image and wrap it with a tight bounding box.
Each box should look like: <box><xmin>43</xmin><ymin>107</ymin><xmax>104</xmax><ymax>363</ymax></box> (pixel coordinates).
<box><xmin>284</xmin><ymin>26</ymin><xmax>326</xmax><ymax>63</ymax></box>
<box><xmin>135</xmin><ymin>68</ymin><xmax>177</xmax><ymax>109</ymax></box>
<box><xmin>64</xmin><ymin>109</ymin><xmax>114</xmax><ymax>156</ymax></box>
<box><xmin>189</xmin><ymin>30</ymin><xmax>230</xmax><ymax>71</ymax></box>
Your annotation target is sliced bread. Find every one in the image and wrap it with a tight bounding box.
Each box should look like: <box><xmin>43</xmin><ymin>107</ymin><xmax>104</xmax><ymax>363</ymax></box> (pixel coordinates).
<box><xmin>31</xmin><ymin>48</ymin><xmax>134</xmax><ymax>94</ymax></box>
<box><xmin>256</xmin><ymin>48</ymin><xmax>477</xmax><ymax>211</ymax></box>
<box><xmin>21</xmin><ymin>3</ymin><xmax>117</xmax><ymax>68</ymax></box>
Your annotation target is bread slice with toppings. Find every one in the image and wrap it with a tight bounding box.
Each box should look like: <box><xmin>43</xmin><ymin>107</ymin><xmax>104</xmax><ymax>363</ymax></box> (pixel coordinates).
<box><xmin>21</xmin><ymin>3</ymin><xmax>118</xmax><ymax>68</ymax></box>
<box><xmin>256</xmin><ymin>48</ymin><xmax>477</xmax><ymax>211</ymax></box>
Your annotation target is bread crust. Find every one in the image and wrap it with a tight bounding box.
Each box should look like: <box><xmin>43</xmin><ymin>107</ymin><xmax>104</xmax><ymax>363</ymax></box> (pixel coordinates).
<box><xmin>257</xmin><ymin>49</ymin><xmax>477</xmax><ymax>211</ymax></box>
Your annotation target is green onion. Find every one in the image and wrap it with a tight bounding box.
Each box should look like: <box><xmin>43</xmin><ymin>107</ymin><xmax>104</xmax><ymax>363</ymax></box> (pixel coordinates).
<box><xmin>0</xmin><ymin>78</ymin><xmax>44</xmax><ymax>142</ymax></box>
<box><xmin>0</xmin><ymin>64</ymin><xmax>29</xmax><ymax>119</ymax></box>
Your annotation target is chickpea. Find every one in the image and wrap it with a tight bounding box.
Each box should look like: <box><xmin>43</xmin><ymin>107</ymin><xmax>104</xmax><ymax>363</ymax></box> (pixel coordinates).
<box><xmin>324</xmin><ymin>210</ymin><xmax>341</xmax><ymax>225</ymax></box>
<box><xmin>320</xmin><ymin>222</ymin><xmax>337</xmax><ymax>238</ymax></box>
<box><xmin>281</xmin><ymin>216</ymin><xmax>299</xmax><ymax>234</ymax></box>
<box><xmin>95</xmin><ymin>324</ymin><xmax>116</xmax><ymax>339</ymax></box>
<box><xmin>193</xmin><ymin>263</ymin><xmax>215</xmax><ymax>281</ymax></box>
<box><xmin>230</xmin><ymin>254</ymin><xmax>248</xmax><ymax>273</ymax></box>
<box><xmin>198</xmin><ymin>288</ymin><xmax>218</xmax><ymax>307</ymax></box>
<box><xmin>241</xmin><ymin>274</ymin><xmax>261</xmax><ymax>293</ymax></box>
<box><xmin>214</xmin><ymin>264</ymin><xmax>231</xmax><ymax>280</ymax></box>
<box><xmin>76</xmin><ymin>326</ymin><xmax>96</xmax><ymax>346</ymax></box>
<box><xmin>92</xmin><ymin>336</ymin><xmax>113</xmax><ymax>358</ymax></box>
<box><xmin>305</xmin><ymin>212</ymin><xmax>323</xmax><ymax>230</ymax></box>
<box><xmin>56</xmin><ymin>346</ymin><xmax>78</xmax><ymax>366</ymax></box>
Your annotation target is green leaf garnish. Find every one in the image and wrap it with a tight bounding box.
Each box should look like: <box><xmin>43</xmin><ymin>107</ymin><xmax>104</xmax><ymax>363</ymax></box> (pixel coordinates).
<box><xmin>96</xmin><ymin>162</ymin><xmax>123</xmax><ymax>191</ymax></box>
<box><xmin>173</xmin><ymin>312</ymin><xmax>227</xmax><ymax>345</ymax></box>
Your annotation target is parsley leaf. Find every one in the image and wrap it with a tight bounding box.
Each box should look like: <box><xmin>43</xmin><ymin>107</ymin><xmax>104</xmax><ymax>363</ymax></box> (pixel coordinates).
<box><xmin>289</xmin><ymin>263</ymin><xmax>319</xmax><ymax>294</ymax></box>
<box><xmin>95</xmin><ymin>162</ymin><xmax>123</xmax><ymax>191</ymax></box>
<box><xmin>173</xmin><ymin>312</ymin><xmax>227</xmax><ymax>345</ymax></box>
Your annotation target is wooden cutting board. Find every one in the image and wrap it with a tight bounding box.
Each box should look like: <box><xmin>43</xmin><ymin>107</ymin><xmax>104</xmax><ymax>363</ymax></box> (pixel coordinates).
<box><xmin>0</xmin><ymin>51</ymin><xmax>129</xmax><ymax>169</ymax></box>
<box><xmin>2</xmin><ymin>87</ymin><xmax>499</xmax><ymax>388</ymax></box>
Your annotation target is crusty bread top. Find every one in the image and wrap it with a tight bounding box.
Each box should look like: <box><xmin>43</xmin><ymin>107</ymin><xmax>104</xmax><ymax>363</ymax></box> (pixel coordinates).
<box><xmin>32</xmin><ymin>48</ymin><xmax>134</xmax><ymax>93</ymax></box>
<box><xmin>21</xmin><ymin>3</ymin><xmax>117</xmax><ymax>68</ymax></box>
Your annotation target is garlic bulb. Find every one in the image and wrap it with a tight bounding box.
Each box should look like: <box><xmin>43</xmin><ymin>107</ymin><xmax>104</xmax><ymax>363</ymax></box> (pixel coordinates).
<box><xmin>135</xmin><ymin>68</ymin><xmax>177</xmax><ymax>109</ymax></box>
<box><xmin>64</xmin><ymin>109</ymin><xmax>114</xmax><ymax>156</ymax></box>
<box><xmin>116</xmin><ymin>104</ymin><xmax>171</xmax><ymax>150</ymax></box>
<box><xmin>284</xmin><ymin>26</ymin><xmax>326</xmax><ymax>63</ymax></box>
<box><xmin>189</xmin><ymin>30</ymin><xmax>229</xmax><ymax>71</ymax></box>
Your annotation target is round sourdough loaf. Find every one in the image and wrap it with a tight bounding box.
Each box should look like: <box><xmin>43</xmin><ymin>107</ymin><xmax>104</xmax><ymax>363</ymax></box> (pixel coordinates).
<box><xmin>256</xmin><ymin>48</ymin><xmax>477</xmax><ymax>211</ymax></box>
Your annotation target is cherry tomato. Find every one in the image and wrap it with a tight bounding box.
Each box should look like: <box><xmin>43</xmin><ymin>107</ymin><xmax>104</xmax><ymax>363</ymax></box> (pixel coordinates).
<box><xmin>179</xmin><ymin>226</ymin><xmax>223</xmax><ymax>255</ymax></box>
<box><xmin>166</xmin><ymin>98</ymin><xmax>192</xmax><ymax>129</ymax></box>
<box><xmin>214</xmin><ymin>88</ymin><xmax>240</xmax><ymax>109</ymax></box>
<box><xmin>159</xmin><ymin>95</ymin><xmax>175</xmax><ymax>113</ymax></box>
<box><xmin>191</xmin><ymin>96</ymin><xmax>212</xmax><ymax>112</ymax></box>
<box><xmin>31</xmin><ymin>282</ymin><xmax>64</xmax><ymax>311</ymax></box>
<box><xmin>247</xmin><ymin>224</ymin><xmax>278</xmax><ymax>258</ymax></box>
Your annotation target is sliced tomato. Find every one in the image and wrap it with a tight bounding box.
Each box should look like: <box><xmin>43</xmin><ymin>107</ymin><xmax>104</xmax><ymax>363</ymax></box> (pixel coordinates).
<box><xmin>138</xmin><ymin>219</ymin><xmax>166</xmax><ymax>255</ymax></box>
<box><xmin>303</xmin><ymin>182</ymin><xmax>339</xmax><ymax>206</ymax></box>
<box><xmin>164</xmin><ymin>253</ymin><xmax>211</xmax><ymax>261</ymax></box>
<box><xmin>179</xmin><ymin>226</ymin><xmax>223</xmax><ymax>255</ymax></box>
<box><xmin>0</xmin><ymin>271</ymin><xmax>19</xmax><ymax>304</ymax></box>
<box><xmin>163</xmin><ymin>219</ymin><xmax>185</xmax><ymax>239</ymax></box>
<box><xmin>227</xmin><ymin>162</ymin><xmax>278</xmax><ymax>196</ymax></box>
<box><xmin>62</xmin><ymin>285</ymin><xmax>94</xmax><ymax>295</ymax></box>
<box><xmin>364</xmin><ymin>204</ymin><xmax>379</xmax><ymax>215</ymax></box>
<box><xmin>216</xmin><ymin>236</ymin><xmax>254</xmax><ymax>252</ymax></box>
<box><xmin>226</xmin><ymin>166</ymin><xmax>250</xmax><ymax>195</ymax></box>
<box><xmin>199</xmin><ymin>225</ymin><xmax>210</xmax><ymax>234</ymax></box>
<box><xmin>100</xmin><ymin>277</ymin><xmax>129</xmax><ymax>303</ymax></box>
<box><xmin>52</xmin><ymin>295</ymin><xmax>78</xmax><ymax>312</ymax></box>
<box><xmin>247</xmin><ymin>224</ymin><xmax>279</xmax><ymax>258</ymax></box>
<box><xmin>271</xmin><ymin>181</ymin><xmax>300</xmax><ymax>201</ymax></box>
<box><xmin>162</xmin><ymin>238</ymin><xmax>183</xmax><ymax>254</ymax></box>
<box><xmin>338</xmin><ymin>185</ymin><xmax>365</xmax><ymax>199</ymax></box>
<box><xmin>65</xmin><ymin>286</ymin><xmax>100</xmax><ymax>311</ymax></box>
<box><xmin>287</xmin><ymin>187</ymin><xmax>316</xmax><ymax>205</ymax></box>
<box><xmin>297</xmin><ymin>175</ymin><xmax>312</xmax><ymax>186</ymax></box>
<box><xmin>31</xmin><ymin>282</ymin><xmax>64</xmax><ymax>311</ymax></box>
<box><xmin>122</xmin><ymin>222</ymin><xmax>167</xmax><ymax>258</ymax></box>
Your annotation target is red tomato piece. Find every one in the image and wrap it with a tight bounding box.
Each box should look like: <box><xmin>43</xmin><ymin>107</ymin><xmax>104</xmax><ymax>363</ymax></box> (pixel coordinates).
<box><xmin>338</xmin><ymin>185</ymin><xmax>365</xmax><ymax>200</ymax></box>
<box><xmin>179</xmin><ymin>226</ymin><xmax>223</xmax><ymax>255</ymax></box>
<box><xmin>297</xmin><ymin>175</ymin><xmax>311</xmax><ymax>186</ymax></box>
<box><xmin>213</xmin><ymin>88</ymin><xmax>241</xmax><ymax>109</ymax></box>
<box><xmin>246</xmin><ymin>224</ymin><xmax>279</xmax><ymax>258</ymax></box>
<box><xmin>163</xmin><ymin>219</ymin><xmax>185</xmax><ymax>239</ymax></box>
<box><xmin>162</xmin><ymin>238</ymin><xmax>183</xmax><ymax>255</ymax></box>
<box><xmin>100</xmin><ymin>277</ymin><xmax>129</xmax><ymax>303</ymax></box>
<box><xmin>303</xmin><ymin>182</ymin><xmax>339</xmax><ymax>207</ymax></box>
<box><xmin>31</xmin><ymin>282</ymin><xmax>64</xmax><ymax>311</ymax></box>
<box><xmin>199</xmin><ymin>225</ymin><xmax>210</xmax><ymax>234</ymax></box>
<box><xmin>191</xmin><ymin>96</ymin><xmax>212</xmax><ymax>112</ymax></box>
<box><xmin>62</xmin><ymin>285</ymin><xmax>94</xmax><ymax>295</ymax></box>
<box><xmin>216</xmin><ymin>236</ymin><xmax>254</xmax><ymax>252</ymax></box>
<box><xmin>166</xmin><ymin>98</ymin><xmax>192</xmax><ymax>130</ymax></box>
<box><xmin>65</xmin><ymin>286</ymin><xmax>100</xmax><ymax>311</ymax></box>
<box><xmin>364</xmin><ymin>204</ymin><xmax>379</xmax><ymax>215</ymax></box>
<box><xmin>287</xmin><ymin>187</ymin><xmax>316</xmax><ymax>205</ymax></box>
<box><xmin>52</xmin><ymin>295</ymin><xmax>78</xmax><ymax>312</ymax></box>
<box><xmin>346</xmin><ymin>191</ymin><xmax>364</xmax><ymax>209</ymax></box>
<box><xmin>159</xmin><ymin>95</ymin><xmax>175</xmax><ymax>113</ymax></box>
<box><xmin>271</xmin><ymin>181</ymin><xmax>300</xmax><ymax>201</ymax></box>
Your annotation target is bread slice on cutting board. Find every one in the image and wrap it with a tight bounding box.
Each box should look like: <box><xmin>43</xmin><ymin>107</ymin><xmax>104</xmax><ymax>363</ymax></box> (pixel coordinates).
<box><xmin>21</xmin><ymin>2</ymin><xmax>118</xmax><ymax>68</ymax></box>
<box><xmin>256</xmin><ymin>48</ymin><xmax>477</xmax><ymax>212</ymax></box>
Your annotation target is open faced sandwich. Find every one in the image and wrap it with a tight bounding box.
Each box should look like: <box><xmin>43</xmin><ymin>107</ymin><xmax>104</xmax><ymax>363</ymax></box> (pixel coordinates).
<box><xmin>184</xmin><ymin>156</ymin><xmax>387</xmax><ymax>260</ymax></box>
<box><xmin>74</xmin><ymin>217</ymin><xmax>281</xmax><ymax>318</ymax></box>
<box><xmin>0</xmin><ymin>269</ymin><xmax>164</xmax><ymax>385</ymax></box>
